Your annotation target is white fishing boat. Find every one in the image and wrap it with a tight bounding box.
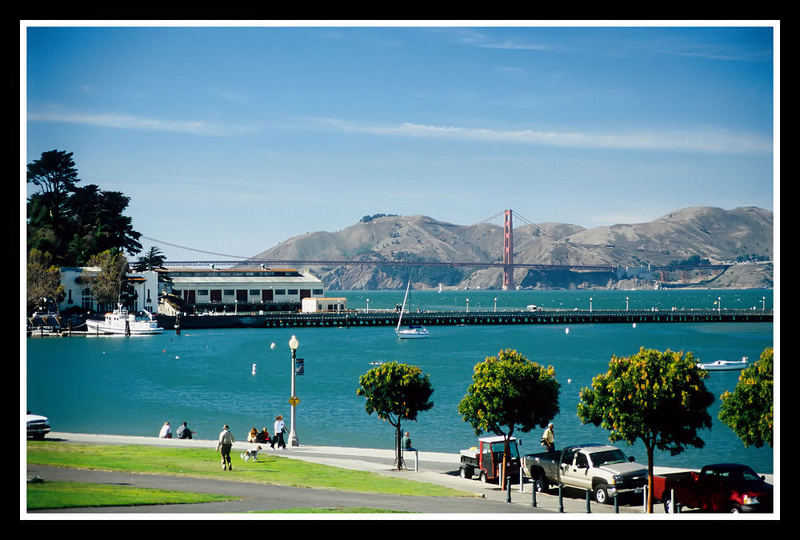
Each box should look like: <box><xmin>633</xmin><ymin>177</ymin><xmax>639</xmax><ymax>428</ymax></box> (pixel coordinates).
<box><xmin>396</xmin><ymin>281</ymin><xmax>429</xmax><ymax>339</ymax></box>
<box><xmin>696</xmin><ymin>357</ymin><xmax>748</xmax><ymax>371</ymax></box>
<box><xmin>86</xmin><ymin>304</ymin><xmax>164</xmax><ymax>335</ymax></box>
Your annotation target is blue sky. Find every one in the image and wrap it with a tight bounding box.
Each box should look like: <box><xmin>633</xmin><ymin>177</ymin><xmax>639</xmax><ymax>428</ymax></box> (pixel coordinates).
<box><xmin>23</xmin><ymin>23</ymin><xmax>777</xmax><ymax>262</ymax></box>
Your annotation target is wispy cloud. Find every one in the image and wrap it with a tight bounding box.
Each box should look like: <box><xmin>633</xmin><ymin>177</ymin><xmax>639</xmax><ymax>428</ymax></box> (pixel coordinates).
<box><xmin>28</xmin><ymin>110</ymin><xmax>258</xmax><ymax>137</ymax></box>
<box><xmin>317</xmin><ymin>118</ymin><xmax>772</xmax><ymax>155</ymax></box>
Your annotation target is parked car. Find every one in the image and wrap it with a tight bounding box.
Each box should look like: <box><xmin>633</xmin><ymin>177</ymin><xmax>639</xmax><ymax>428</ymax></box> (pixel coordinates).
<box><xmin>521</xmin><ymin>443</ymin><xmax>648</xmax><ymax>504</ymax></box>
<box><xmin>26</xmin><ymin>412</ymin><xmax>50</xmax><ymax>440</ymax></box>
<box><xmin>653</xmin><ymin>463</ymin><xmax>773</xmax><ymax>513</ymax></box>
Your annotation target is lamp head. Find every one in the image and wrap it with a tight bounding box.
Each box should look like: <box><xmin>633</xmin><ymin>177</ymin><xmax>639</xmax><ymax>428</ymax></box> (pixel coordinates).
<box><xmin>289</xmin><ymin>335</ymin><xmax>299</xmax><ymax>351</ymax></box>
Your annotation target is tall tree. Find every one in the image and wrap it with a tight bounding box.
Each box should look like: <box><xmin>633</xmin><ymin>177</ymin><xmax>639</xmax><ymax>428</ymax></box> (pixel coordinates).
<box><xmin>26</xmin><ymin>248</ymin><xmax>65</xmax><ymax>313</ymax></box>
<box><xmin>26</xmin><ymin>149</ymin><xmax>142</xmax><ymax>266</ymax></box>
<box><xmin>719</xmin><ymin>348</ymin><xmax>774</xmax><ymax>449</ymax></box>
<box><xmin>356</xmin><ymin>362</ymin><xmax>434</xmax><ymax>471</ymax></box>
<box><xmin>577</xmin><ymin>347</ymin><xmax>714</xmax><ymax>512</ymax></box>
<box><xmin>458</xmin><ymin>349</ymin><xmax>560</xmax><ymax>490</ymax></box>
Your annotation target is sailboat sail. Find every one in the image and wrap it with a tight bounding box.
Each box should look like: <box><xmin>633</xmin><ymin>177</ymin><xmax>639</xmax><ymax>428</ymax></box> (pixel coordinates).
<box><xmin>396</xmin><ymin>280</ymin><xmax>429</xmax><ymax>339</ymax></box>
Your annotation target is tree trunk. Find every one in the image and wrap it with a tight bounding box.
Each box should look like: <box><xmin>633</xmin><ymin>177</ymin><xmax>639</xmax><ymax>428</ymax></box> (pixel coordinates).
<box><xmin>646</xmin><ymin>446</ymin><xmax>655</xmax><ymax>513</ymax></box>
<box><xmin>395</xmin><ymin>424</ymin><xmax>403</xmax><ymax>471</ymax></box>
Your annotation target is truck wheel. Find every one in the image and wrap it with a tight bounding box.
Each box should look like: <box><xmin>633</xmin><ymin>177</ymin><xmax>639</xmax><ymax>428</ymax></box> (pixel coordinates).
<box><xmin>479</xmin><ymin>471</ymin><xmax>488</xmax><ymax>483</ymax></box>
<box><xmin>594</xmin><ymin>484</ymin><xmax>610</xmax><ymax>504</ymax></box>
<box><xmin>460</xmin><ymin>466</ymin><xmax>473</xmax><ymax>479</ymax></box>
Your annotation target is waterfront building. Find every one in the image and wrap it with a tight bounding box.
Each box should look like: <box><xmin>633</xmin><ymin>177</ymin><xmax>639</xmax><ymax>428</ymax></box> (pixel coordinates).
<box><xmin>162</xmin><ymin>267</ymin><xmax>325</xmax><ymax>312</ymax></box>
<box><xmin>57</xmin><ymin>267</ymin><xmax>159</xmax><ymax>315</ymax></box>
<box><xmin>301</xmin><ymin>296</ymin><xmax>348</xmax><ymax>313</ymax></box>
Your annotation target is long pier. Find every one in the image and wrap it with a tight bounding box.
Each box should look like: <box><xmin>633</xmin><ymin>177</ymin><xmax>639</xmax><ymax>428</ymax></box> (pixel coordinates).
<box><xmin>156</xmin><ymin>309</ymin><xmax>772</xmax><ymax>330</ymax></box>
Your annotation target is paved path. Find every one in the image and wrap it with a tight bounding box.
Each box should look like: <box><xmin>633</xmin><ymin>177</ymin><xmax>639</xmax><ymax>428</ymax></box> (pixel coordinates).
<box><xmin>25</xmin><ymin>432</ymin><xmax>731</xmax><ymax>515</ymax></box>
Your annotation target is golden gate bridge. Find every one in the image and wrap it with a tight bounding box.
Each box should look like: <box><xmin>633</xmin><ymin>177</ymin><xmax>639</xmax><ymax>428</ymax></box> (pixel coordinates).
<box><xmin>142</xmin><ymin>209</ymin><xmax>733</xmax><ymax>289</ymax></box>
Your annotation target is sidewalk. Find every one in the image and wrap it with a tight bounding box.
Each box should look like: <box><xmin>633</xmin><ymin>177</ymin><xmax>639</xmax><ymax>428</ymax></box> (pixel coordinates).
<box><xmin>29</xmin><ymin>432</ymin><xmax>705</xmax><ymax>514</ymax></box>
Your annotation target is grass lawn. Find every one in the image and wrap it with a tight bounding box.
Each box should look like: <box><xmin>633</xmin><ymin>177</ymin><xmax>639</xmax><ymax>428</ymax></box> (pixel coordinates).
<box><xmin>27</xmin><ymin>441</ymin><xmax>472</xmax><ymax>498</ymax></box>
<box><xmin>27</xmin><ymin>480</ymin><xmax>238</xmax><ymax>510</ymax></box>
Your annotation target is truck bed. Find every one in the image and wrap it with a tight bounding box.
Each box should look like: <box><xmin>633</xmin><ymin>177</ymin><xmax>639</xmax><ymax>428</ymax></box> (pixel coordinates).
<box><xmin>652</xmin><ymin>471</ymin><xmax>699</xmax><ymax>500</ymax></box>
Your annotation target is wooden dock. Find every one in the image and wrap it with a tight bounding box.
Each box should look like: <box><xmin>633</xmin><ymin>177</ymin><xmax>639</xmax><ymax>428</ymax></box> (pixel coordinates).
<box><xmin>153</xmin><ymin>308</ymin><xmax>773</xmax><ymax>330</ymax></box>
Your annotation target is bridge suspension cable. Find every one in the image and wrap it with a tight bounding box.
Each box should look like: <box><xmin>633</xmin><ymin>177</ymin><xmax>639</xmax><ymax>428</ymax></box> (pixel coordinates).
<box><xmin>140</xmin><ymin>236</ymin><xmax>249</xmax><ymax>259</ymax></box>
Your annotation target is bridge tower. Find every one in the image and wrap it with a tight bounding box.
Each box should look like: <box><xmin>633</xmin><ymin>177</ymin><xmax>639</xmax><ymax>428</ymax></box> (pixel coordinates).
<box><xmin>503</xmin><ymin>209</ymin><xmax>514</xmax><ymax>290</ymax></box>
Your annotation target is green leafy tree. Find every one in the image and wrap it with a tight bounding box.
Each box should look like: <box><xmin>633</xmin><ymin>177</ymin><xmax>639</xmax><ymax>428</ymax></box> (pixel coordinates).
<box><xmin>458</xmin><ymin>349</ymin><xmax>560</xmax><ymax>490</ymax></box>
<box><xmin>27</xmin><ymin>149</ymin><xmax>142</xmax><ymax>266</ymax></box>
<box><xmin>26</xmin><ymin>248</ymin><xmax>65</xmax><ymax>313</ymax></box>
<box><xmin>719</xmin><ymin>348</ymin><xmax>773</xmax><ymax>448</ymax></box>
<box><xmin>80</xmin><ymin>249</ymin><xmax>135</xmax><ymax>311</ymax></box>
<box><xmin>577</xmin><ymin>347</ymin><xmax>714</xmax><ymax>512</ymax></box>
<box><xmin>133</xmin><ymin>246</ymin><xmax>172</xmax><ymax>283</ymax></box>
<box><xmin>356</xmin><ymin>362</ymin><xmax>434</xmax><ymax>471</ymax></box>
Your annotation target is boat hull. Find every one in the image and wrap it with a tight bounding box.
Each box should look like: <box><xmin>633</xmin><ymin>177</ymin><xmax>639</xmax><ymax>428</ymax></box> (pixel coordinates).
<box><xmin>697</xmin><ymin>361</ymin><xmax>747</xmax><ymax>371</ymax></box>
<box><xmin>86</xmin><ymin>319</ymin><xmax>164</xmax><ymax>335</ymax></box>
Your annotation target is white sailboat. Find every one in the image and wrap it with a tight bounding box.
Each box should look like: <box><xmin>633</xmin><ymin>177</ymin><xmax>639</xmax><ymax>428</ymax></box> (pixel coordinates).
<box><xmin>396</xmin><ymin>280</ymin><xmax>429</xmax><ymax>339</ymax></box>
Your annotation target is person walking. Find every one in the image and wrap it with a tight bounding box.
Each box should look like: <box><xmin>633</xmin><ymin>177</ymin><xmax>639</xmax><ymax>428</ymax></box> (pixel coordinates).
<box><xmin>271</xmin><ymin>415</ymin><xmax>286</xmax><ymax>450</ymax></box>
<box><xmin>541</xmin><ymin>422</ymin><xmax>555</xmax><ymax>455</ymax></box>
<box><xmin>217</xmin><ymin>424</ymin><xmax>235</xmax><ymax>470</ymax></box>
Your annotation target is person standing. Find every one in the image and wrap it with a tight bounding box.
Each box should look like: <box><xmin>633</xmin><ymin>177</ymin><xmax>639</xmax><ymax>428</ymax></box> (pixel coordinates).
<box><xmin>217</xmin><ymin>424</ymin><xmax>234</xmax><ymax>470</ymax></box>
<box><xmin>271</xmin><ymin>415</ymin><xmax>286</xmax><ymax>450</ymax></box>
<box><xmin>541</xmin><ymin>423</ymin><xmax>555</xmax><ymax>454</ymax></box>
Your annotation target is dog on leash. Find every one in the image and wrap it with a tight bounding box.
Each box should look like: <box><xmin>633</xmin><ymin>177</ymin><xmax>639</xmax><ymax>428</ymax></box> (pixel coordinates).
<box><xmin>241</xmin><ymin>445</ymin><xmax>262</xmax><ymax>463</ymax></box>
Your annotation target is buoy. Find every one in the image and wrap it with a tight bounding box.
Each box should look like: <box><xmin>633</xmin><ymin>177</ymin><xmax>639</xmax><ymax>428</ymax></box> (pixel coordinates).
<box><xmin>565</xmin><ymin>328</ymin><xmax>570</xmax><ymax>334</ymax></box>
<box><xmin>567</xmin><ymin>378</ymin><xmax>572</xmax><ymax>384</ymax></box>
<box><xmin>270</xmin><ymin>342</ymin><xmax>276</xmax><ymax>350</ymax></box>
<box><xmin>252</xmin><ymin>363</ymin><xmax>257</xmax><ymax>375</ymax></box>
<box><xmin>175</xmin><ymin>355</ymin><xmax>180</xmax><ymax>359</ymax></box>
<box><xmin>632</xmin><ymin>323</ymin><xmax>637</xmax><ymax>328</ymax></box>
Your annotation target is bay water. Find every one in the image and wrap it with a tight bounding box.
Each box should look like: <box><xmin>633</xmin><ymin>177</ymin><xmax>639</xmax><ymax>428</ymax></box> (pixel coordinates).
<box><xmin>25</xmin><ymin>289</ymin><xmax>775</xmax><ymax>473</ymax></box>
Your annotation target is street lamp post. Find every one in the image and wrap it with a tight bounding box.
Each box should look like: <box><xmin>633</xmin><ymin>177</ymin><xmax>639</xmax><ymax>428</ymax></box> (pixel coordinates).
<box><xmin>288</xmin><ymin>335</ymin><xmax>300</xmax><ymax>447</ymax></box>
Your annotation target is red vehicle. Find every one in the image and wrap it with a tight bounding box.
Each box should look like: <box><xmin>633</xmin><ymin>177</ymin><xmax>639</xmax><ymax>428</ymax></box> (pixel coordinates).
<box><xmin>458</xmin><ymin>436</ymin><xmax>521</xmax><ymax>483</ymax></box>
<box><xmin>653</xmin><ymin>463</ymin><xmax>773</xmax><ymax>513</ymax></box>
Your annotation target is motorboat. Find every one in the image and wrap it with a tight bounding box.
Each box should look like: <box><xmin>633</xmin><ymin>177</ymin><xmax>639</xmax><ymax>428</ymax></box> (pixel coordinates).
<box><xmin>696</xmin><ymin>357</ymin><xmax>748</xmax><ymax>371</ymax></box>
<box><xmin>396</xmin><ymin>280</ymin><xmax>429</xmax><ymax>339</ymax></box>
<box><xmin>86</xmin><ymin>304</ymin><xmax>164</xmax><ymax>335</ymax></box>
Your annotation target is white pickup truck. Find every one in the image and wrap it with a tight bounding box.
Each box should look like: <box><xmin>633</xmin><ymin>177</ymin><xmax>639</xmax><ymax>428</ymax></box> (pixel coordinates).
<box><xmin>521</xmin><ymin>443</ymin><xmax>648</xmax><ymax>504</ymax></box>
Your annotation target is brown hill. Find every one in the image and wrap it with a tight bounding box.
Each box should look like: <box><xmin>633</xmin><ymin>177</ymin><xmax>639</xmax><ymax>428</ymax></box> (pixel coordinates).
<box><xmin>250</xmin><ymin>206</ymin><xmax>773</xmax><ymax>290</ymax></box>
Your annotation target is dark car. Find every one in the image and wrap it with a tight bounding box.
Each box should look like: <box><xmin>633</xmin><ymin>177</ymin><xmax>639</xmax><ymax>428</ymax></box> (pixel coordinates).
<box><xmin>701</xmin><ymin>463</ymin><xmax>773</xmax><ymax>513</ymax></box>
<box><xmin>655</xmin><ymin>463</ymin><xmax>773</xmax><ymax>513</ymax></box>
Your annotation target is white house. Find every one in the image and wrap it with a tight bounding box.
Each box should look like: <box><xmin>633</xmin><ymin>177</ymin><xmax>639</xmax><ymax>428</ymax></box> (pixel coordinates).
<box><xmin>301</xmin><ymin>297</ymin><xmax>348</xmax><ymax>313</ymax></box>
<box><xmin>58</xmin><ymin>267</ymin><xmax>160</xmax><ymax>315</ymax></box>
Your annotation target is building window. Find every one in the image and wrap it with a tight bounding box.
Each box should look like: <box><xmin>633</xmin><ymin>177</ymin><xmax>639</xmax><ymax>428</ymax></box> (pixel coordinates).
<box><xmin>197</xmin><ymin>290</ymin><xmax>209</xmax><ymax>296</ymax></box>
<box><xmin>81</xmin><ymin>288</ymin><xmax>93</xmax><ymax>311</ymax></box>
<box><xmin>223</xmin><ymin>290</ymin><xmax>234</xmax><ymax>296</ymax></box>
<box><xmin>249</xmin><ymin>289</ymin><xmax>260</xmax><ymax>295</ymax></box>
<box><xmin>275</xmin><ymin>290</ymin><xmax>285</xmax><ymax>295</ymax></box>
<box><xmin>313</xmin><ymin>289</ymin><xmax>323</xmax><ymax>295</ymax></box>
<box><xmin>288</xmin><ymin>289</ymin><xmax>298</xmax><ymax>295</ymax></box>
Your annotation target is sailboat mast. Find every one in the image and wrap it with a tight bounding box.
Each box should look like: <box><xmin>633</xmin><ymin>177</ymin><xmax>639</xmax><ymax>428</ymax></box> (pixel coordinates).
<box><xmin>397</xmin><ymin>280</ymin><xmax>410</xmax><ymax>331</ymax></box>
